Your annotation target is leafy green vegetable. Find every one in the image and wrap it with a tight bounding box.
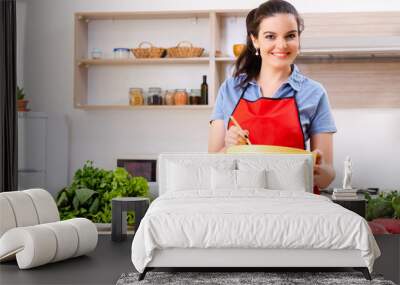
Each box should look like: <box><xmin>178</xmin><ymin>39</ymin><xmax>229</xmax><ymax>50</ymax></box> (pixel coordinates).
<box><xmin>89</xmin><ymin>197</ymin><xmax>100</xmax><ymax>214</ymax></box>
<box><xmin>56</xmin><ymin>191</ymin><xmax>68</xmax><ymax>207</ymax></box>
<box><xmin>365</xmin><ymin>191</ymin><xmax>399</xmax><ymax>221</ymax></box>
<box><xmin>56</xmin><ymin>161</ymin><xmax>150</xmax><ymax>225</ymax></box>
<box><xmin>76</xmin><ymin>188</ymin><xmax>97</xmax><ymax>204</ymax></box>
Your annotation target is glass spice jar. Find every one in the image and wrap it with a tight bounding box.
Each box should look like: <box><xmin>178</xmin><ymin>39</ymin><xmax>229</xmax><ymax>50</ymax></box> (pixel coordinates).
<box><xmin>91</xmin><ymin>48</ymin><xmax>103</xmax><ymax>59</ymax></box>
<box><xmin>147</xmin><ymin>87</ymin><xmax>162</xmax><ymax>105</ymax></box>
<box><xmin>146</xmin><ymin>91</ymin><xmax>152</xmax><ymax>105</ymax></box>
<box><xmin>129</xmin><ymin>88</ymin><xmax>144</xmax><ymax>106</ymax></box>
<box><xmin>164</xmin><ymin>90</ymin><xmax>175</xmax><ymax>105</ymax></box>
<box><xmin>189</xmin><ymin>89</ymin><xmax>201</xmax><ymax>105</ymax></box>
<box><xmin>174</xmin><ymin>89</ymin><xmax>188</xmax><ymax>105</ymax></box>
<box><xmin>113</xmin><ymin>48</ymin><xmax>130</xmax><ymax>59</ymax></box>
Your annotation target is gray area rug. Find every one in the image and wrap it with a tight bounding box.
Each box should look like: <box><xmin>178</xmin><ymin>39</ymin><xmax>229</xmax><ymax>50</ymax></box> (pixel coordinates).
<box><xmin>116</xmin><ymin>271</ymin><xmax>395</xmax><ymax>285</ymax></box>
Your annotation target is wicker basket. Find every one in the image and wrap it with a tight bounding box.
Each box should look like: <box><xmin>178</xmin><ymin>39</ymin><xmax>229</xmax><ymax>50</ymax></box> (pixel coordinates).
<box><xmin>131</xmin><ymin>42</ymin><xmax>166</xmax><ymax>58</ymax></box>
<box><xmin>167</xmin><ymin>41</ymin><xmax>204</xmax><ymax>58</ymax></box>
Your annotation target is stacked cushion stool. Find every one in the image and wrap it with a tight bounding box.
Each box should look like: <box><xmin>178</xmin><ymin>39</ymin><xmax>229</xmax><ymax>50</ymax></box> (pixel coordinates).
<box><xmin>0</xmin><ymin>189</ymin><xmax>98</xmax><ymax>269</ymax></box>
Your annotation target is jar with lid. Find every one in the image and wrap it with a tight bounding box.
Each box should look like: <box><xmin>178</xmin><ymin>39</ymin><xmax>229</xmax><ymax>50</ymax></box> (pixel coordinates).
<box><xmin>113</xmin><ymin>48</ymin><xmax>130</xmax><ymax>59</ymax></box>
<box><xmin>129</xmin><ymin>88</ymin><xmax>144</xmax><ymax>106</ymax></box>
<box><xmin>189</xmin><ymin>89</ymin><xmax>201</xmax><ymax>105</ymax></box>
<box><xmin>91</xmin><ymin>48</ymin><xmax>103</xmax><ymax>59</ymax></box>
<box><xmin>147</xmin><ymin>87</ymin><xmax>162</xmax><ymax>105</ymax></box>
<box><xmin>174</xmin><ymin>89</ymin><xmax>188</xmax><ymax>105</ymax></box>
<box><xmin>164</xmin><ymin>90</ymin><xmax>175</xmax><ymax>105</ymax></box>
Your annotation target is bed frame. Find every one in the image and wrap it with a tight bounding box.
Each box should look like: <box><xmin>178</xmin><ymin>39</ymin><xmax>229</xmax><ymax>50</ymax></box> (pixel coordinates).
<box><xmin>137</xmin><ymin>153</ymin><xmax>372</xmax><ymax>281</ymax></box>
<box><xmin>139</xmin><ymin>248</ymin><xmax>371</xmax><ymax>280</ymax></box>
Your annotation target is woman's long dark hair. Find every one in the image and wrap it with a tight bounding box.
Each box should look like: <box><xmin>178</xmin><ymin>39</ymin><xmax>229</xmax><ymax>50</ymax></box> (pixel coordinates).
<box><xmin>234</xmin><ymin>0</ymin><xmax>304</xmax><ymax>89</ymax></box>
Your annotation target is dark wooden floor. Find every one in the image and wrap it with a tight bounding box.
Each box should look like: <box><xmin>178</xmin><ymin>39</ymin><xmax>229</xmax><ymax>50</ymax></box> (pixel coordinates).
<box><xmin>1</xmin><ymin>234</ymin><xmax>397</xmax><ymax>285</ymax></box>
<box><xmin>0</xmin><ymin>234</ymin><xmax>134</xmax><ymax>285</ymax></box>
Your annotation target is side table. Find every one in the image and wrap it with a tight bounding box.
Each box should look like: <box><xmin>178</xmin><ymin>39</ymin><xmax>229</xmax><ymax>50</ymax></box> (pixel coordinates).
<box><xmin>321</xmin><ymin>193</ymin><xmax>366</xmax><ymax>218</ymax></box>
<box><xmin>112</xmin><ymin>197</ymin><xmax>150</xmax><ymax>242</ymax></box>
<box><xmin>333</xmin><ymin>198</ymin><xmax>366</xmax><ymax>217</ymax></box>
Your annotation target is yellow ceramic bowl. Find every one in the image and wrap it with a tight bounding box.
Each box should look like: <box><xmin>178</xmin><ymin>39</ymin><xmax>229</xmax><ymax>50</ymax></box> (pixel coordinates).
<box><xmin>233</xmin><ymin>44</ymin><xmax>246</xmax><ymax>57</ymax></box>
<box><xmin>226</xmin><ymin>145</ymin><xmax>316</xmax><ymax>164</ymax></box>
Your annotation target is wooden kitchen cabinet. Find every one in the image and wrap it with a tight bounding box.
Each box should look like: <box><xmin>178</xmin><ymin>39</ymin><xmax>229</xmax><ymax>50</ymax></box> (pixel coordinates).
<box><xmin>74</xmin><ymin>11</ymin><xmax>400</xmax><ymax>110</ymax></box>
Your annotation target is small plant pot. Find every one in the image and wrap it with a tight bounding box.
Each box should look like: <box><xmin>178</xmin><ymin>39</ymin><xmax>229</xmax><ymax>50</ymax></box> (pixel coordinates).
<box><xmin>17</xmin><ymin>99</ymin><xmax>29</xmax><ymax>112</ymax></box>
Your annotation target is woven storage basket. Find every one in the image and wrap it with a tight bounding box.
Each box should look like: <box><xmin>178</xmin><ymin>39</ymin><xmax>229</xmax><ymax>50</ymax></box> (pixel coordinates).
<box><xmin>131</xmin><ymin>42</ymin><xmax>166</xmax><ymax>58</ymax></box>
<box><xmin>167</xmin><ymin>41</ymin><xmax>204</xmax><ymax>58</ymax></box>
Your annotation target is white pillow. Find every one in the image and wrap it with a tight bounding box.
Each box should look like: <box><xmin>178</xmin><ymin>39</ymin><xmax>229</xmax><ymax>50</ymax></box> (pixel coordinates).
<box><xmin>237</xmin><ymin>158</ymin><xmax>308</xmax><ymax>192</ymax></box>
<box><xmin>211</xmin><ymin>168</ymin><xmax>236</xmax><ymax>190</ymax></box>
<box><xmin>236</xmin><ymin>169</ymin><xmax>267</xmax><ymax>189</ymax></box>
<box><xmin>167</xmin><ymin>159</ymin><xmax>236</xmax><ymax>192</ymax></box>
<box><xmin>266</xmin><ymin>162</ymin><xmax>307</xmax><ymax>191</ymax></box>
<box><xmin>210</xmin><ymin>168</ymin><xmax>267</xmax><ymax>190</ymax></box>
<box><xmin>167</xmin><ymin>162</ymin><xmax>209</xmax><ymax>191</ymax></box>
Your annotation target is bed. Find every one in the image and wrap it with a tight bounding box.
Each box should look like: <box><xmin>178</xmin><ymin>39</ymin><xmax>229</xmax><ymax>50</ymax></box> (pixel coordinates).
<box><xmin>131</xmin><ymin>153</ymin><xmax>380</xmax><ymax>281</ymax></box>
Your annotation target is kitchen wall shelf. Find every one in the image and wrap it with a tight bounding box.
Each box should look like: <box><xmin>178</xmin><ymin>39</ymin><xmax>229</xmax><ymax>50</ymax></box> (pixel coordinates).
<box><xmin>75</xmin><ymin>10</ymin><xmax>400</xmax><ymax>109</ymax></box>
<box><xmin>75</xmin><ymin>104</ymin><xmax>213</xmax><ymax>110</ymax></box>
<box><xmin>77</xmin><ymin>57</ymin><xmax>211</xmax><ymax>66</ymax></box>
<box><xmin>76</xmin><ymin>11</ymin><xmax>211</xmax><ymax>21</ymax></box>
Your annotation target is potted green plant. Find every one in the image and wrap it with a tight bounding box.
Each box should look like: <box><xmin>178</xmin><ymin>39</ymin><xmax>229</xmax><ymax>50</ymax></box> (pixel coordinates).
<box><xmin>56</xmin><ymin>161</ymin><xmax>150</xmax><ymax>230</ymax></box>
<box><xmin>16</xmin><ymin>86</ymin><xmax>29</xmax><ymax>112</ymax></box>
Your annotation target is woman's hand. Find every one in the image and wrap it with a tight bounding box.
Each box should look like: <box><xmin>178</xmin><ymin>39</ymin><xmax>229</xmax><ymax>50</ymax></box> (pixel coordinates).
<box><xmin>313</xmin><ymin>149</ymin><xmax>323</xmax><ymax>185</ymax></box>
<box><xmin>312</xmin><ymin>149</ymin><xmax>335</xmax><ymax>189</ymax></box>
<box><xmin>224</xmin><ymin>126</ymin><xmax>249</xmax><ymax>147</ymax></box>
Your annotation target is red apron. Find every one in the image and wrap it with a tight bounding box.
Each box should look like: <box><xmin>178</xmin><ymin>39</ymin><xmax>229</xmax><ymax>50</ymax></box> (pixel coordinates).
<box><xmin>228</xmin><ymin>85</ymin><xmax>320</xmax><ymax>194</ymax></box>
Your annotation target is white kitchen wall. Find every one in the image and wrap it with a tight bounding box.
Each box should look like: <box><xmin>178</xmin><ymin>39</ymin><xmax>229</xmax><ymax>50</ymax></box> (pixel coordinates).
<box><xmin>17</xmin><ymin>0</ymin><xmax>400</xmax><ymax>193</ymax></box>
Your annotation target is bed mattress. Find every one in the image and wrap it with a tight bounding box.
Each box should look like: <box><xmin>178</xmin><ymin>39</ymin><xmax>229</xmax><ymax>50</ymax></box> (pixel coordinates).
<box><xmin>131</xmin><ymin>190</ymin><xmax>380</xmax><ymax>273</ymax></box>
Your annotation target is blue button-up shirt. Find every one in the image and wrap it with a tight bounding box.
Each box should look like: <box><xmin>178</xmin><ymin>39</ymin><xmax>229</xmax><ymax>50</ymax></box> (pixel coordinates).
<box><xmin>210</xmin><ymin>64</ymin><xmax>337</xmax><ymax>142</ymax></box>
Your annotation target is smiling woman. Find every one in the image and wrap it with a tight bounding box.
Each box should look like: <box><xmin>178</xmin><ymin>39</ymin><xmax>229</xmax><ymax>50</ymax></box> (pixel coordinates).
<box><xmin>241</xmin><ymin>4</ymin><xmax>303</xmax><ymax>83</ymax></box>
<box><xmin>208</xmin><ymin>0</ymin><xmax>337</xmax><ymax>192</ymax></box>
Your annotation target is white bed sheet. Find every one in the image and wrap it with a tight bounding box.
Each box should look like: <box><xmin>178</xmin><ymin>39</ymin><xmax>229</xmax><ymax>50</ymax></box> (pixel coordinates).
<box><xmin>131</xmin><ymin>190</ymin><xmax>380</xmax><ymax>273</ymax></box>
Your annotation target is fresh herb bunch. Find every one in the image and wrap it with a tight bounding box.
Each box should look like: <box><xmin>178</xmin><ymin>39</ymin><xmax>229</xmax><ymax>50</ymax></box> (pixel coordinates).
<box><xmin>365</xmin><ymin>190</ymin><xmax>400</xmax><ymax>221</ymax></box>
<box><xmin>56</xmin><ymin>161</ymin><xmax>149</xmax><ymax>225</ymax></box>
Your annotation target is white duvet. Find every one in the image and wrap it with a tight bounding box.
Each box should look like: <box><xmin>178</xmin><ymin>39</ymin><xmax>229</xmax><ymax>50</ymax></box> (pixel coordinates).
<box><xmin>131</xmin><ymin>190</ymin><xmax>380</xmax><ymax>273</ymax></box>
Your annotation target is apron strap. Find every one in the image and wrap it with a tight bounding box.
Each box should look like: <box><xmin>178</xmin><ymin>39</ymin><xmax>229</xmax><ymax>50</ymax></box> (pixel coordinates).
<box><xmin>227</xmin><ymin>83</ymin><xmax>251</xmax><ymax>130</ymax></box>
<box><xmin>292</xmin><ymin>90</ymin><xmax>306</xmax><ymax>150</ymax></box>
<box><xmin>239</xmin><ymin>83</ymin><xmax>250</xmax><ymax>100</ymax></box>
